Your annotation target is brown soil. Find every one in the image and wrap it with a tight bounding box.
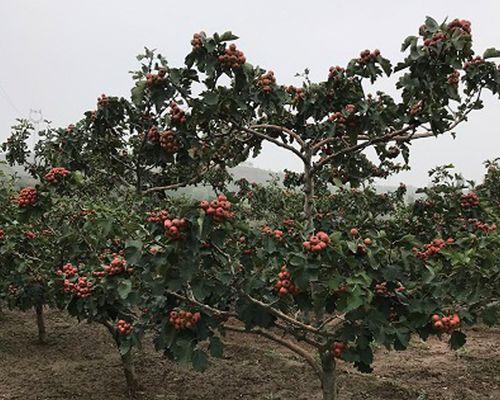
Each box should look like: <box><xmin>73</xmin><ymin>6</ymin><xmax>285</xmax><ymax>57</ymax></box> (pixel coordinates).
<box><xmin>0</xmin><ymin>308</ymin><xmax>498</xmax><ymax>400</ymax></box>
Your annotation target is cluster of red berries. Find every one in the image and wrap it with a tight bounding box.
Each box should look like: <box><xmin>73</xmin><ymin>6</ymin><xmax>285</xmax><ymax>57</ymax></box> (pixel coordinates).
<box><xmin>328</xmin><ymin>111</ymin><xmax>346</xmax><ymax>124</ymax></box>
<box><xmin>63</xmin><ymin>276</ymin><xmax>93</xmax><ymax>298</ymax></box>
<box><xmin>159</xmin><ymin>130</ymin><xmax>181</xmax><ymax>153</ymax></box>
<box><xmin>145</xmin><ymin>69</ymin><xmax>167</xmax><ymax>87</ymax></box>
<box><xmin>303</xmin><ymin>231</ymin><xmax>330</xmax><ymax>252</ymax></box>
<box><xmin>146</xmin><ymin>209</ymin><xmax>170</xmax><ymax>223</ymax></box>
<box><xmin>412</xmin><ymin>238</ymin><xmax>454</xmax><ymax>260</ymax></box>
<box><xmin>163</xmin><ymin>217</ymin><xmax>187</xmax><ymax>240</ymax></box>
<box><xmin>116</xmin><ymin>320</ymin><xmax>133</xmax><ymax>336</ymax></box>
<box><xmin>284</xmin><ymin>85</ymin><xmax>305</xmax><ymax>104</ymax></box>
<box><xmin>0</xmin><ymin>228</ymin><xmax>4</xmax><ymax>241</ymax></box>
<box><xmin>447</xmin><ymin>70</ymin><xmax>460</xmax><ymax>86</ymax></box>
<box><xmin>94</xmin><ymin>254</ymin><xmax>132</xmax><ymax>278</ymax></box>
<box><xmin>469</xmin><ymin>219</ymin><xmax>497</xmax><ymax>233</ymax></box>
<box><xmin>169</xmin><ymin>310</ymin><xmax>201</xmax><ymax>330</ymax></box>
<box><xmin>17</xmin><ymin>187</ymin><xmax>37</xmax><ymax>207</ymax></box>
<box><xmin>56</xmin><ymin>262</ymin><xmax>78</xmax><ymax>278</ymax></box>
<box><xmin>431</xmin><ymin>313</ymin><xmax>460</xmax><ymax>334</ymax></box>
<box><xmin>448</xmin><ymin>19</ymin><xmax>471</xmax><ymax>35</ymax></box>
<box><xmin>375</xmin><ymin>282</ymin><xmax>405</xmax><ymax>296</ymax></box>
<box><xmin>328</xmin><ymin>65</ymin><xmax>345</xmax><ymax>80</ymax></box>
<box><xmin>262</xmin><ymin>226</ymin><xmax>284</xmax><ymax>241</ymax></box>
<box><xmin>97</xmin><ymin>94</ymin><xmax>108</xmax><ymax>107</ymax></box>
<box><xmin>358</xmin><ymin>49</ymin><xmax>380</xmax><ymax>63</ymax></box>
<box><xmin>257</xmin><ymin>71</ymin><xmax>276</xmax><ymax>93</ymax></box>
<box><xmin>460</xmin><ymin>192</ymin><xmax>479</xmax><ymax>208</ymax></box>
<box><xmin>200</xmin><ymin>194</ymin><xmax>234</xmax><ymax>222</ymax></box>
<box><xmin>331</xmin><ymin>342</ymin><xmax>346</xmax><ymax>359</ymax></box>
<box><xmin>423</xmin><ymin>32</ymin><xmax>447</xmax><ymax>47</ymax></box>
<box><xmin>218</xmin><ymin>43</ymin><xmax>246</xmax><ymax>69</ymax></box>
<box><xmin>464</xmin><ymin>56</ymin><xmax>485</xmax><ymax>69</ymax></box>
<box><xmin>274</xmin><ymin>265</ymin><xmax>300</xmax><ymax>297</ymax></box>
<box><xmin>191</xmin><ymin>32</ymin><xmax>204</xmax><ymax>50</ymax></box>
<box><xmin>44</xmin><ymin>167</ymin><xmax>70</xmax><ymax>184</ymax></box>
<box><xmin>66</xmin><ymin>124</ymin><xmax>75</xmax><ymax>133</ymax></box>
<box><xmin>24</xmin><ymin>230</ymin><xmax>37</xmax><ymax>240</ymax></box>
<box><xmin>170</xmin><ymin>102</ymin><xmax>186</xmax><ymax>124</ymax></box>
<box><xmin>147</xmin><ymin>126</ymin><xmax>160</xmax><ymax>142</ymax></box>
<box><xmin>409</xmin><ymin>101</ymin><xmax>423</xmax><ymax>116</ymax></box>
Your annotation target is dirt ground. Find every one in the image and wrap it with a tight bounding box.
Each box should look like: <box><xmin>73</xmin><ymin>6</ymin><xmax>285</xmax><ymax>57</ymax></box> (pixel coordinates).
<box><xmin>0</xmin><ymin>308</ymin><xmax>498</xmax><ymax>400</ymax></box>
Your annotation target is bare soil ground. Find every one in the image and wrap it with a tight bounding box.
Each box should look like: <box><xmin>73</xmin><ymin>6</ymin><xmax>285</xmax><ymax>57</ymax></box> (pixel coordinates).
<box><xmin>0</xmin><ymin>308</ymin><xmax>498</xmax><ymax>400</ymax></box>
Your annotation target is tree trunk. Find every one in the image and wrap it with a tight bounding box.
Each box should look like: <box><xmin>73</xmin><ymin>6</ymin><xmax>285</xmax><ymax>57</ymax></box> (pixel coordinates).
<box><xmin>120</xmin><ymin>350</ymin><xmax>139</xmax><ymax>398</ymax></box>
<box><xmin>35</xmin><ymin>304</ymin><xmax>47</xmax><ymax>343</ymax></box>
<box><xmin>320</xmin><ymin>351</ymin><xmax>338</xmax><ymax>400</ymax></box>
<box><xmin>104</xmin><ymin>322</ymin><xmax>139</xmax><ymax>397</ymax></box>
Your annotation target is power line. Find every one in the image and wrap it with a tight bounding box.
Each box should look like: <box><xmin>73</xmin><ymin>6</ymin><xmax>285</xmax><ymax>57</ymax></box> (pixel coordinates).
<box><xmin>0</xmin><ymin>81</ymin><xmax>24</xmax><ymax>116</ymax></box>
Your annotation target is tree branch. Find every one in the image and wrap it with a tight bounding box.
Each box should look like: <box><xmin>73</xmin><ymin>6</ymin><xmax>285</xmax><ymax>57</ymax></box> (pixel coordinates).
<box><xmin>224</xmin><ymin>324</ymin><xmax>322</xmax><ymax>379</ymax></box>
<box><xmin>249</xmin><ymin>124</ymin><xmax>305</xmax><ymax>147</ymax></box>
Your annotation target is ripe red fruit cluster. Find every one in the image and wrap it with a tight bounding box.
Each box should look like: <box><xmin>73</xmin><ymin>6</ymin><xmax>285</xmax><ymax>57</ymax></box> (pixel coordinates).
<box><xmin>17</xmin><ymin>187</ymin><xmax>37</xmax><ymax>207</ymax></box>
<box><xmin>257</xmin><ymin>71</ymin><xmax>276</xmax><ymax>93</ymax></box>
<box><xmin>447</xmin><ymin>70</ymin><xmax>460</xmax><ymax>86</ymax></box>
<box><xmin>66</xmin><ymin>124</ymin><xmax>75</xmax><ymax>133</ymax></box>
<box><xmin>8</xmin><ymin>284</ymin><xmax>18</xmax><ymax>296</ymax></box>
<box><xmin>169</xmin><ymin>310</ymin><xmax>201</xmax><ymax>330</ymax></box>
<box><xmin>218</xmin><ymin>43</ymin><xmax>246</xmax><ymax>69</ymax></box>
<box><xmin>200</xmin><ymin>194</ymin><xmax>234</xmax><ymax>222</ymax></box>
<box><xmin>97</xmin><ymin>94</ymin><xmax>108</xmax><ymax>107</ymax></box>
<box><xmin>44</xmin><ymin>167</ymin><xmax>70</xmax><ymax>184</ymax></box>
<box><xmin>285</xmin><ymin>85</ymin><xmax>305</xmax><ymax>104</ymax></box>
<box><xmin>170</xmin><ymin>102</ymin><xmax>187</xmax><ymax>124</ymax></box>
<box><xmin>191</xmin><ymin>32</ymin><xmax>204</xmax><ymax>50</ymax></box>
<box><xmin>328</xmin><ymin>65</ymin><xmax>345</xmax><ymax>80</ymax></box>
<box><xmin>0</xmin><ymin>228</ymin><xmax>4</xmax><ymax>240</ymax></box>
<box><xmin>159</xmin><ymin>130</ymin><xmax>181</xmax><ymax>153</ymax></box>
<box><xmin>331</xmin><ymin>342</ymin><xmax>346</xmax><ymax>359</ymax></box>
<box><xmin>262</xmin><ymin>226</ymin><xmax>284</xmax><ymax>240</ymax></box>
<box><xmin>350</xmin><ymin>228</ymin><xmax>359</xmax><ymax>236</ymax></box>
<box><xmin>328</xmin><ymin>111</ymin><xmax>346</xmax><ymax>124</ymax></box>
<box><xmin>424</xmin><ymin>32</ymin><xmax>447</xmax><ymax>47</ymax></box>
<box><xmin>448</xmin><ymin>19</ymin><xmax>471</xmax><ymax>35</ymax></box>
<box><xmin>94</xmin><ymin>254</ymin><xmax>132</xmax><ymax>278</ymax></box>
<box><xmin>147</xmin><ymin>126</ymin><xmax>160</xmax><ymax>142</ymax></box>
<box><xmin>469</xmin><ymin>219</ymin><xmax>497</xmax><ymax>233</ymax></box>
<box><xmin>24</xmin><ymin>230</ymin><xmax>37</xmax><ymax>240</ymax></box>
<box><xmin>358</xmin><ymin>49</ymin><xmax>380</xmax><ymax>63</ymax></box>
<box><xmin>146</xmin><ymin>209</ymin><xmax>170</xmax><ymax>223</ymax></box>
<box><xmin>146</xmin><ymin>69</ymin><xmax>166</xmax><ymax>87</ymax></box>
<box><xmin>344</xmin><ymin>104</ymin><xmax>356</xmax><ymax>114</ymax></box>
<box><xmin>464</xmin><ymin>56</ymin><xmax>485</xmax><ymax>69</ymax></box>
<box><xmin>412</xmin><ymin>238</ymin><xmax>454</xmax><ymax>260</ymax></box>
<box><xmin>375</xmin><ymin>282</ymin><xmax>389</xmax><ymax>296</ymax></box>
<box><xmin>303</xmin><ymin>231</ymin><xmax>330</xmax><ymax>252</ymax></box>
<box><xmin>63</xmin><ymin>276</ymin><xmax>93</xmax><ymax>298</ymax></box>
<box><xmin>164</xmin><ymin>217</ymin><xmax>187</xmax><ymax>240</ymax></box>
<box><xmin>116</xmin><ymin>320</ymin><xmax>133</xmax><ymax>336</ymax></box>
<box><xmin>56</xmin><ymin>262</ymin><xmax>78</xmax><ymax>278</ymax></box>
<box><xmin>274</xmin><ymin>265</ymin><xmax>299</xmax><ymax>297</ymax></box>
<box><xmin>432</xmin><ymin>313</ymin><xmax>460</xmax><ymax>334</ymax></box>
<box><xmin>460</xmin><ymin>192</ymin><xmax>479</xmax><ymax>208</ymax></box>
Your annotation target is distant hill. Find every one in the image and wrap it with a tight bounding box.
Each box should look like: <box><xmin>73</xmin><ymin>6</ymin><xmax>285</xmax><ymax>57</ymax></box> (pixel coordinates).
<box><xmin>0</xmin><ymin>153</ymin><xmax>418</xmax><ymax>200</ymax></box>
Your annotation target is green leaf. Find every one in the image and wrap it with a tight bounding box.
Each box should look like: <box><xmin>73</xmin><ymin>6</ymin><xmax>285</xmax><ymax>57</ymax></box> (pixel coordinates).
<box><xmin>483</xmin><ymin>48</ymin><xmax>500</xmax><ymax>59</ymax></box>
<box><xmin>117</xmin><ymin>279</ymin><xmax>132</xmax><ymax>299</ymax></box>
<box><xmin>209</xmin><ymin>336</ymin><xmax>223</xmax><ymax>358</ymax></box>
<box><xmin>192</xmin><ymin>349</ymin><xmax>209</xmax><ymax>371</ymax></box>
<box><xmin>203</xmin><ymin>92</ymin><xmax>219</xmax><ymax>106</ymax></box>
<box><xmin>449</xmin><ymin>331</ymin><xmax>466</xmax><ymax>350</ymax></box>
<box><xmin>425</xmin><ymin>16</ymin><xmax>439</xmax><ymax>32</ymax></box>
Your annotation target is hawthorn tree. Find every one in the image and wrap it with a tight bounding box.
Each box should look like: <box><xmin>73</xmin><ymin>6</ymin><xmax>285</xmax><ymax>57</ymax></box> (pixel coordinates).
<box><xmin>1</xmin><ymin>16</ymin><xmax>499</xmax><ymax>400</ymax></box>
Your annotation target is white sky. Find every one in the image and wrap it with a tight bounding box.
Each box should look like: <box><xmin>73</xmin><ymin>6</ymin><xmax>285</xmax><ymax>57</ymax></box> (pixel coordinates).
<box><xmin>1</xmin><ymin>0</ymin><xmax>498</xmax><ymax>186</ymax></box>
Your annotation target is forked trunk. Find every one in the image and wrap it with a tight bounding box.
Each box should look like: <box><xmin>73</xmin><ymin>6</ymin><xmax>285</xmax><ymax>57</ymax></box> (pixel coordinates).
<box><xmin>320</xmin><ymin>351</ymin><xmax>338</xmax><ymax>400</ymax></box>
<box><xmin>35</xmin><ymin>304</ymin><xmax>47</xmax><ymax>343</ymax></box>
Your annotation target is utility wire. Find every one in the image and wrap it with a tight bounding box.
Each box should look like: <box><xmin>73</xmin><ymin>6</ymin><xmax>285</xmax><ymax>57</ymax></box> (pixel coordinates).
<box><xmin>0</xmin><ymin>81</ymin><xmax>24</xmax><ymax>116</ymax></box>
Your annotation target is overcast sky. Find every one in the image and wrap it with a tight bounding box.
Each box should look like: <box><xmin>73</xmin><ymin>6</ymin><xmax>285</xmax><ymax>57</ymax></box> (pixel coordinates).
<box><xmin>1</xmin><ymin>0</ymin><xmax>498</xmax><ymax>186</ymax></box>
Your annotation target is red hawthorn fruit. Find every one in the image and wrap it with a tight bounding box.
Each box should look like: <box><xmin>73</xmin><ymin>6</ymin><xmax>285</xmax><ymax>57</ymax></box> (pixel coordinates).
<box><xmin>17</xmin><ymin>187</ymin><xmax>37</xmax><ymax>207</ymax></box>
<box><xmin>200</xmin><ymin>194</ymin><xmax>234</xmax><ymax>222</ymax></box>
<box><xmin>275</xmin><ymin>265</ymin><xmax>299</xmax><ymax>297</ymax></box>
<box><xmin>116</xmin><ymin>319</ymin><xmax>133</xmax><ymax>336</ymax></box>
<box><xmin>169</xmin><ymin>309</ymin><xmax>201</xmax><ymax>330</ymax></box>
<box><xmin>44</xmin><ymin>167</ymin><xmax>70</xmax><ymax>184</ymax></box>
<box><xmin>303</xmin><ymin>231</ymin><xmax>330</xmax><ymax>253</ymax></box>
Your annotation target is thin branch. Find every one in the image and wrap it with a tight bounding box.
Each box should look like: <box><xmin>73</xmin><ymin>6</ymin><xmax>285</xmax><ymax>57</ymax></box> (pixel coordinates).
<box><xmin>249</xmin><ymin>124</ymin><xmax>305</xmax><ymax>148</ymax></box>
<box><xmin>142</xmin><ymin>165</ymin><xmax>210</xmax><ymax>194</ymax></box>
<box><xmin>166</xmin><ymin>290</ymin><xmax>237</xmax><ymax>319</ymax></box>
<box><xmin>224</xmin><ymin>324</ymin><xmax>322</xmax><ymax>379</ymax></box>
